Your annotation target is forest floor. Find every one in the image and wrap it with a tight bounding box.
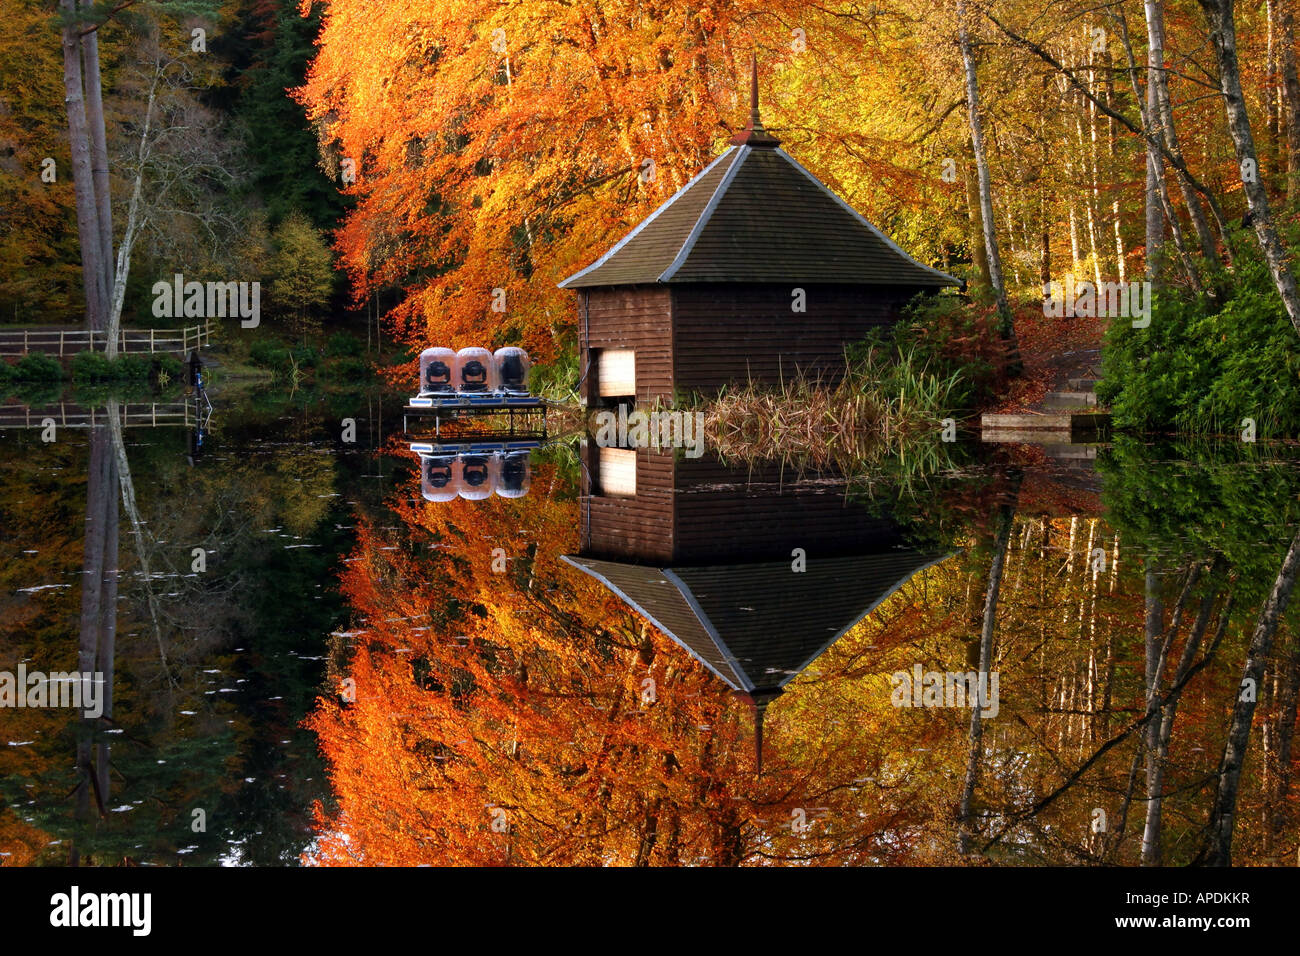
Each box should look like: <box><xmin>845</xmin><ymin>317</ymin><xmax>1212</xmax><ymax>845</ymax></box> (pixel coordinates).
<box><xmin>992</xmin><ymin>304</ymin><xmax>1106</xmax><ymax>414</ymax></box>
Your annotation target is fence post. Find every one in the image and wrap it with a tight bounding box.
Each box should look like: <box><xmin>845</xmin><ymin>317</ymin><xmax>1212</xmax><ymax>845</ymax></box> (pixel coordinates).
<box><xmin>150</xmin><ymin>329</ymin><xmax>155</xmax><ymax>353</ymax></box>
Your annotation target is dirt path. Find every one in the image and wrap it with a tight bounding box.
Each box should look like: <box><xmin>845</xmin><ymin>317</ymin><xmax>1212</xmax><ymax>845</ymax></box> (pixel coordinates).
<box><xmin>993</xmin><ymin>307</ymin><xmax>1106</xmax><ymax>414</ymax></box>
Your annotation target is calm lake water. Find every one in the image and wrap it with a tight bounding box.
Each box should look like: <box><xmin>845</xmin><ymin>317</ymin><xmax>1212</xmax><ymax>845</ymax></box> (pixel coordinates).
<box><xmin>2</xmin><ymin>387</ymin><xmax>1298</xmax><ymax>866</ymax></box>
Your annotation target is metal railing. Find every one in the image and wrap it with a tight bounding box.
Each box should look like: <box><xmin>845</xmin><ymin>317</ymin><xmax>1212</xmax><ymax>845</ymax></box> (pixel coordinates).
<box><xmin>0</xmin><ymin>321</ymin><xmax>212</xmax><ymax>357</ymax></box>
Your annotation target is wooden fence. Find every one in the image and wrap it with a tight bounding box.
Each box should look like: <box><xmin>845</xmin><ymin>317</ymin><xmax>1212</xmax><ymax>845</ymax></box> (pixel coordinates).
<box><xmin>0</xmin><ymin>321</ymin><xmax>212</xmax><ymax>358</ymax></box>
<box><xmin>0</xmin><ymin>401</ymin><xmax>197</xmax><ymax>430</ymax></box>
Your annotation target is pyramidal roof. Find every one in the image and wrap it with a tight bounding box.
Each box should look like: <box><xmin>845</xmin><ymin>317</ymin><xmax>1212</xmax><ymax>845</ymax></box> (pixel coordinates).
<box><xmin>559</xmin><ymin>70</ymin><xmax>959</xmax><ymax>290</ymax></box>
<box><xmin>560</xmin><ymin>550</ymin><xmax>947</xmax><ymax>696</ymax></box>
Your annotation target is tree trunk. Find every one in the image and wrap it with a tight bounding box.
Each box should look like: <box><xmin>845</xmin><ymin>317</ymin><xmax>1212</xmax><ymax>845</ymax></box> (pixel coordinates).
<box><xmin>106</xmin><ymin>79</ymin><xmax>158</xmax><ymax>357</ymax></box>
<box><xmin>1200</xmin><ymin>0</ymin><xmax>1300</xmax><ymax>336</ymax></box>
<box><xmin>1280</xmin><ymin>0</ymin><xmax>1300</xmax><ymax>202</ymax></box>
<box><xmin>958</xmin><ymin>471</ymin><xmax>1021</xmax><ymax>855</ymax></box>
<box><xmin>1143</xmin><ymin>0</ymin><xmax>1166</xmax><ymax>283</ymax></box>
<box><xmin>1146</xmin><ymin>0</ymin><xmax>1219</xmax><ymax>268</ymax></box>
<box><xmin>1269</xmin><ymin>644</ymin><xmax>1300</xmax><ymax>856</ymax></box>
<box><xmin>81</xmin><ymin>0</ymin><xmax>113</xmax><ymax>298</ymax></box>
<box><xmin>108</xmin><ymin>405</ymin><xmax>173</xmax><ymax>679</ymax></box>
<box><xmin>959</xmin><ymin>4</ymin><xmax>1012</xmax><ymax>337</ymax></box>
<box><xmin>1104</xmin><ymin>47</ymin><xmax>1127</xmax><ymax>283</ymax></box>
<box><xmin>1140</xmin><ymin>560</ymin><xmax>1164</xmax><ymax>864</ymax></box>
<box><xmin>94</xmin><ymin>427</ymin><xmax>119</xmax><ymax>816</ymax></box>
<box><xmin>1143</xmin><ymin>563</ymin><xmax>1221</xmax><ymax>864</ymax></box>
<box><xmin>1199</xmin><ymin>526</ymin><xmax>1300</xmax><ymax>865</ymax></box>
<box><xmin>964</xmin><ymin>153</ymin><xmax>991</xmax><ymax>294</ymax></box>
<box><xmin>77</xmin><ymin>425</ymin><xmax>110</xmax><ymax>670</ymax></box>
<box><xmin>1080</xmin><ymin>110</ymin><xmax>1105</xmax><ymax>288</ymax></box>
<box><xmin>59</xmin><ymin>0</ymin><xmax>106</xmax><ymax>331</ymax></box>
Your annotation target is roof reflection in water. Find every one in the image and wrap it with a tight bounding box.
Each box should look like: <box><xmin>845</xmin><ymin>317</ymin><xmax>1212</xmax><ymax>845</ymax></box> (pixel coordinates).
<box><xmin>562</xmin><ymin>444</ymin><xmax>945</xmax><ymax>771</ymax></box>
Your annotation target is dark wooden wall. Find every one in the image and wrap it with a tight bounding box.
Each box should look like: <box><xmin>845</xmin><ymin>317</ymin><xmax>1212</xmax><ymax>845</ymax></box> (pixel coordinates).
<box><xmin>578</xmin><ymin>282</ymin><xmax>935</xmax><ymax>404</ymax></box>
<box><xmin>670</xmin><ymin>455</ymin><xmax>901</xmax><ymax>563</ymax></box>
<box><xmin>579</xmin><ymin>286</ymin><xmax>673</xmax><ymax>406</ymax></box>
<box><xmin>578</xmin><ymin>449</ymin><xmax>901</xmax><ymax>564</ymax></box>
<box><xmin>670</xmin><ymin>283</ymin><xmax>923</xmax><ymax>398</ymax></box>
<box><xmin>581</xmin><ymin>442</ymin><xmax>676</xmax><ymax>562</ymax></box>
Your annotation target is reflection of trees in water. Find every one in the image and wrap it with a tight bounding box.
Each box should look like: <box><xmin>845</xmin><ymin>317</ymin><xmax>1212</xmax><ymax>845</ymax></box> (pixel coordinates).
<box><xmin>963</xmin><ymin>447</ymin><xmax>1300</xmax><ymax>866</ymax></box>
<box><xmin>0</xmin><ymin>397</ymin><xmax>356</xmax><ymax>865</ymax></box>
<box><xmin>1198</xmin><ymin>529</ymin><xmax>1300</xmax><ymax>865</ymax></box>
<box><xmin>311</xmin><ymin>450</ymin><xmax>1300</xmax><ymax>866</ymax></box>
<box><xmin>109</xmin><ymin>401</ymin><xmax>172</xmax><ymax>680</ymax></box>
<box><xmin>71</xmin><ymin>421</ymin><xmax>117</xmax><ymax>865</ymax></box>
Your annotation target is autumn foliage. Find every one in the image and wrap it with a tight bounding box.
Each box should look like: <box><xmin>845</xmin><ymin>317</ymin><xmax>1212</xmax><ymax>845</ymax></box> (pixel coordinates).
<box><xmin>305</xmin><ymin>453</ymin><xmax>956</xmax><ymax>865</ymax></box>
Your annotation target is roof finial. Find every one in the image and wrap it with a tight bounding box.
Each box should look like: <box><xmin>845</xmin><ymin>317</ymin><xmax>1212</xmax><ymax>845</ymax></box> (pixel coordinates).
<box><xmin>730</xmin><ymin>52</ymin><xmax>781</xmax><ymax>148</ymax></box>
<box><xmin>740</xmin><ymin>688</ymin><xmax>781</xmax><ymax>776</ymax></box>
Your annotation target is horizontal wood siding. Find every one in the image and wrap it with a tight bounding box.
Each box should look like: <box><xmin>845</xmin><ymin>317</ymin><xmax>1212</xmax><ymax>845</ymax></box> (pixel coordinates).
<box><xmin>580</xmin><ymin>444</ymin><xmax>676</xmax><ymax>562</ymax></box>
<box><xmin>579</xmin><ymin>451</ymin><xmax>902</xmax><ymax>564</ymax></box>
<box><xmin>671</xmin><ymin>455</ymin><xmax>901</xmax><ymax>562</ymax></box>
<box><xmin>670</xmin><ymin>283</ymin><xmax>924</xmax><ymax>395</ymax></box>
<box><xmin>579</xmin><ymin>287</ymin><xmax>673</xmax><ymax>405</ymax></box>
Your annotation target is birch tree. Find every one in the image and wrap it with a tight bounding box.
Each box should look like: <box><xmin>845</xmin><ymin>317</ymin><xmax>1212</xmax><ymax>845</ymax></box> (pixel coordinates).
<box><xmin>958</xmin><ymin>0</ymin><xmax>1012</xmax><ymax>337</ymax></box>
<box><xmin>1199</xmin><ymin>0</ymin><xmax>1300</xmax><ymax>336</ymax></box>
<box><xmin>104</xmin><ymin>44</ymin><xmax>244</xmax><ymax>356</ymax></box>
<box><xmin>1198</xmin><ymin>527</ymin><xmax>1300</xmax><ymax>866</ymax></box>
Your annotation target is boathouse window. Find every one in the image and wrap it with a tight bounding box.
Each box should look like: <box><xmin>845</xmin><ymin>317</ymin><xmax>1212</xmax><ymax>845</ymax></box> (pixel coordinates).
<box><xmin>598</xmin><ymin>447</ymin><xmax>637</xmax><ymax>497</ymax></box>
<box><xmin>596</xmin><ymin>349</ymin><xmax>636</xmax><ymax>398</ymax></box>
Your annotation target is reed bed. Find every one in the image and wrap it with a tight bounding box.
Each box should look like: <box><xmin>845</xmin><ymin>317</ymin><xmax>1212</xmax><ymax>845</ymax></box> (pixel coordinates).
<box><xmin>696</xmin><ymin>346</ymin><xmax>967</xmax><ymax>476</ymax></box>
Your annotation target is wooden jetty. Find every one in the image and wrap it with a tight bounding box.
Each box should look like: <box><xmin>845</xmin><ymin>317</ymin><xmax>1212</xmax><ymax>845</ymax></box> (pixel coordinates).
<box><xmin>403</xmin><ymin>393</ymin><xmax>552</xmax><ymax>437</ymax></box>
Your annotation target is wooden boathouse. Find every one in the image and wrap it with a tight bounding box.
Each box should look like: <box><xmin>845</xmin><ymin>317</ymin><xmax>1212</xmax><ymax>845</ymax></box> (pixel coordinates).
<box><xmin>559</xmin><ymin>64</ymin><xmax>960</xmax><ymax>406</ymax></box>
<box><xmin>562</xmin><ymin>449</ymin><xmax>943</xmax><ymax>771</ymax></box>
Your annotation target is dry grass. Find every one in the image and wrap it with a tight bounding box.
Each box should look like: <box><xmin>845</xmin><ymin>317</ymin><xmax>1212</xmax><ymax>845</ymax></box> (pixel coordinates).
<box><xmin>695</xmin><ymin>348</ymin><xmax>965</xmax><ymax>474</ymax></box>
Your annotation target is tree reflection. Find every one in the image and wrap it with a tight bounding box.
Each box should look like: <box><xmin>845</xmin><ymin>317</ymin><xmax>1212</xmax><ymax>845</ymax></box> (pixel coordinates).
<box><xmin>310</xmin><ymin>440</ymin><xmax>1300</xmax><ymax>866</ymax></box>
